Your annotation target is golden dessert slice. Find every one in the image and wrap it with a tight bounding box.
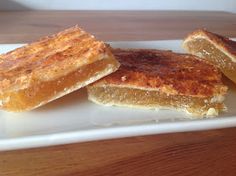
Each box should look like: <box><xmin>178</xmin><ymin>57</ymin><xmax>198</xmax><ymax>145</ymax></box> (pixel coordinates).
<box><xmin>183</xmin><ymin>29</ymin><xmax>236</xmax><ymax>84</ymax></box>
<box><xmin>87</xmin><ymin>49</ymin><xmax>227</xmax><ymax>117</ymax></box>
<box><xmin>0</xmin><ymin>26</ymin><xmax>120</xmax><ymax>112</ymax></box>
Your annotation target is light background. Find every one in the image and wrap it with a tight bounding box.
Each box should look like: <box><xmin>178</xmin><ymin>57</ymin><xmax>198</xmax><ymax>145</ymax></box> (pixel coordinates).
<box><xmin>0</xmin><ymin>0</ymin><xmax>235</xmax><ymax>12</ymax></box>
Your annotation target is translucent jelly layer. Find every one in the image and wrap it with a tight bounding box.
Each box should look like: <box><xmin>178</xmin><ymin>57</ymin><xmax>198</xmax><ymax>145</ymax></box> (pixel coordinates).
<box><xmin>88</xmin><ymin>86</ymin><xmax>225</xmax><ymax>117</ymax></box>
<box><xmin>0</xmin><ymin>57</ymin><xmax>118</xmax><ymax>112</ymax></box>
<box><xmin>185</xmin><ymin>38</ymin><xmax>236</xmax><ymax>84</ymax></box>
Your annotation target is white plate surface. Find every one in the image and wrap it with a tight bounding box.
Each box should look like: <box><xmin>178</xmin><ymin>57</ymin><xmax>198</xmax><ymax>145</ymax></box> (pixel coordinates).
<box><xmin>0</xmin><ymin>40</ymin><xmax>236</xmax><ymax>151</ymax></box>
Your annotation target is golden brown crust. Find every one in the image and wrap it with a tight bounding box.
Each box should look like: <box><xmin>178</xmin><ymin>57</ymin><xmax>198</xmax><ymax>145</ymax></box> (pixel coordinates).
<box><xmin>91</xmin><ymin>49</ymin><xmax>227</xmax><ymax>98</ymax></box>
<box><xmin>0</xmin><ymin>26</ymin><xmax>114</xmax><ymax>93</ymax></box>
<box><xmin>183</xmin><ymin>29</ymin><xmax>236</xmax><ymax>62</ymax></box>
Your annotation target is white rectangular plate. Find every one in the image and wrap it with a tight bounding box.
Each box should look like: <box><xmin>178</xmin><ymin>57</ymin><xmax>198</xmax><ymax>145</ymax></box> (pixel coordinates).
<box><xmin>0</xmin><ymin>40</ymin><xmax>236</xmax><ymax>151</ymax></box>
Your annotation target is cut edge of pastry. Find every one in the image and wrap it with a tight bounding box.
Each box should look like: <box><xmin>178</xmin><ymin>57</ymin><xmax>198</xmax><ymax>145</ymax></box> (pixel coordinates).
<box><xmin>87</xmin><ymin>84</ymin><xmax>227</xmax><ymax>118</ymax></box>
<box><xmin>91</xmin><ymin>81</ymin><xmax>227</xmax><ymax>98</ymax></box>
<box><xmin>32</xmin><ymin>59</ymin><xmax>119</xmax><ymax>111</ymax></box>
<box><xmin>183</xmin><ymin>29</ymin><xmax>236</xmax><ymax>63</ymax></box>
<box><xmin>88</xmin><ymin>93</ymin><xmax>224</xmax><ymax>118</ymax></box>
<box><xmin>0</xmin><ymin>56</ymin><xmax>119</xmax><ymax>112</ymax></box>
<box><xmin>182</xmin><ymin>29</ymin><xmax>236</xmax><ymax>84</ymax></box>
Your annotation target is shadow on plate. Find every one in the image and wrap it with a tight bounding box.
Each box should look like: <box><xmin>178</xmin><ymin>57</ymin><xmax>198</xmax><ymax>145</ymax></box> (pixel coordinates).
<box><xmin>221</xmin><ymin>76</ymin><xmax>236</xmax><ymax>117</ymax></box>
<box><xmin>33</xmin><ymin>88</ymin><xmax>88</xmax><ymax>112</ymax></box>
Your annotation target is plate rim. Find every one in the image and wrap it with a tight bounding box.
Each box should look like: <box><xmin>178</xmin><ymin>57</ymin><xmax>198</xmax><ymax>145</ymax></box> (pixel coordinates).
<box><xmin>0</xmin><ymin>40</ymin><xmax>236</xmax><ymax>151</ymax></box>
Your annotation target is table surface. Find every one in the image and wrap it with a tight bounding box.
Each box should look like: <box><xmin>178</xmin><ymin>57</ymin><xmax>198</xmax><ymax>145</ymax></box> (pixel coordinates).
<box><xmin>0</xmin><ymin>11</ymin><xmax>236</xmax><ymax>176</ymax></box>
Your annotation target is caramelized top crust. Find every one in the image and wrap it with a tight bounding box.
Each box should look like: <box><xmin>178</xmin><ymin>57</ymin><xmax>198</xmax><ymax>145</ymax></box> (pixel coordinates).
<box><xmin>0</xmin><ymin>26</ymin><xmax>114</xmax><ymax>93</ymax></box>
<box><xmin>183</xmin><ymin>29</ymin><xmax>236</xmax><ymax>62</ymax></box>
<box><xmin>92</xmin><ymin>49</ymin><xmax>227</xmax><ymax>97</ymax></box>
